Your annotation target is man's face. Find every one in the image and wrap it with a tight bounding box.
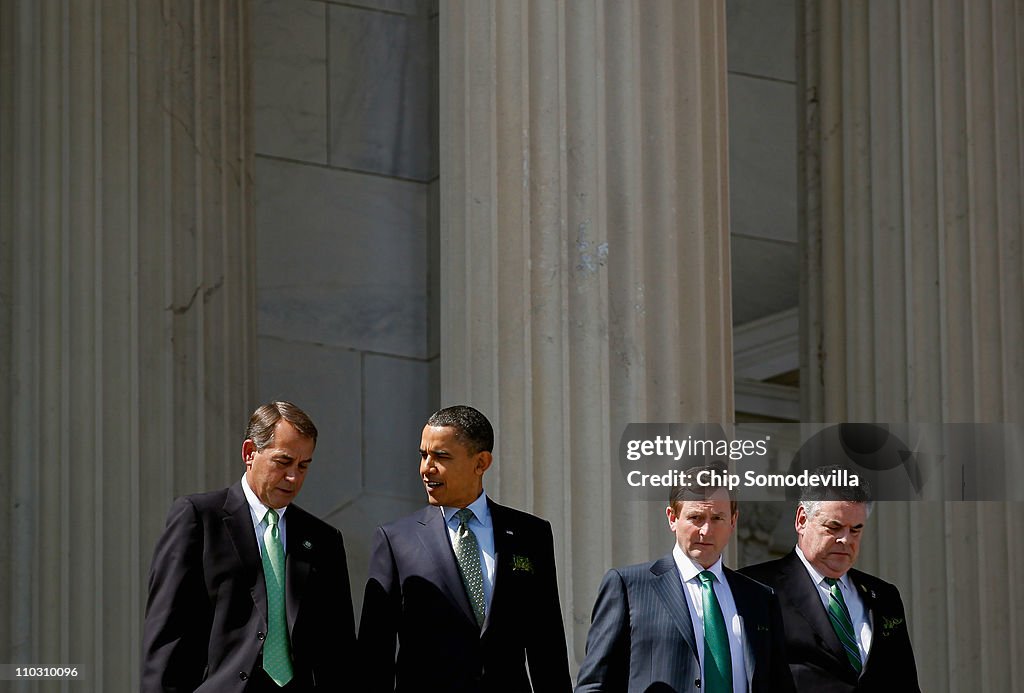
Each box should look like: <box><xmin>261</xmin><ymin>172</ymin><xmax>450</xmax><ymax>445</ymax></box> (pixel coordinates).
<box><xmin>242</xmin><ymin>420</ymin><xmax>314</xmax><ymax>509</ymax></box>
<box><xmin>666</xmin><ymin>489</ymin><xmax>737</xmax><ymax>569</ymax></box>
<box><xmin>419</xmin><ymin>425</ymin><xmax>491</xmax><ymax>508</ymax></box>
<box><xmin>795</xmin><ymin>500</ymin><xmax>867</xmax><ymax>578</ymax></box>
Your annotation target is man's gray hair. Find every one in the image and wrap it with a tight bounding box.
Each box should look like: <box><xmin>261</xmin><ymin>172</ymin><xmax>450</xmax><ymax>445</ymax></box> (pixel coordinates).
<box><xmin>798</xmin><ymin>465</ymin><xmax>874</xmax><ymax>518</ymax></box>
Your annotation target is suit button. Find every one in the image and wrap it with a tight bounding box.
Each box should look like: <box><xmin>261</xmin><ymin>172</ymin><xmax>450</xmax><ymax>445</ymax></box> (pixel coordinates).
<box><xmin>257</xmin><ymin>631</ymin><xmax>265</xmax><ymax>640</ymax></box>
<box><xmin>239</xmin><ymin>672</ymin><xmax>248</xmax><ymax>681</ymax></box>
<box><xmin>695</xmin><ymin>680</ymin><xmax>701</xmax><ymax>688</ymax></box>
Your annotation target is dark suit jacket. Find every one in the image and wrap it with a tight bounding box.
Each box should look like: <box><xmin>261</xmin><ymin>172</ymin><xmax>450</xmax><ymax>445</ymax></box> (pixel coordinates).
<box><xmin>141</xmin><ymin>483</ymin><xmax>356</xmax><ymax>692</ymax></box>
<box><xmin>358</xmin><ymin>499</ymin><xmax>572</xmax><ymax>693</ymax></box>
<box><xmin>575</xmin><ymin>554</ymin><xmax>795</xmax><ymax>693</ymax></box>
<box><xmin>739</xmin><ymin>551</ymin><xmax>920</xmax><ymax>693</ymax></box>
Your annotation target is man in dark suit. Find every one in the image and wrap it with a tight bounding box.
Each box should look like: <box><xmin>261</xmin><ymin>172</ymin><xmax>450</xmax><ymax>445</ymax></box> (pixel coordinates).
<box><xmin>358</xmin><ymin>405</ymin><xmax>571</xmax><ymax>693</ymax></box>
<box><xmin>142</xmin><ymin>401</ymin><xmax>356</xmax><ymax>692</ymax></box>
<box><xmin>739</xmin><ymin>468</ymin><xmax>920</xmax><ymax>692</ymax></box>
<box><xmin>576</xmin><ymin>466</ymin><xmax>794</xmax><ymax>693</ymax></box>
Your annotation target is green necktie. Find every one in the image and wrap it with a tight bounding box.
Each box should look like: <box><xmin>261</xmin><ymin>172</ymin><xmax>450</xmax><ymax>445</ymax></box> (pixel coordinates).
<box><xmin>698</xmin><ymin>570</ymin><xmax>732</xmax><ymax>693</ymax></box>
<box><xmin>261</xmin><ymin>508</ymin><xmax>293</xmax><ymax>686</ymax></box>
<box><xmin>453</xmin><ymin>508</ymin><xmax>486</xmax><ymax>626</ymax></box>
<box><xmin>825</xmin><ymin>577</ymin><xmax>862</xmax><ymax>674</ymax></box>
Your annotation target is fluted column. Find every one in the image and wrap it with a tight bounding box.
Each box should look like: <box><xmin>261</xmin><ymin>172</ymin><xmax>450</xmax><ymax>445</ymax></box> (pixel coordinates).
<box><xmin>801</xmin><ymin>1</ymin><xmax>1024</xmax><ymax>690</ymax></box>
<box><xmin>440</xmin><ymin>0</ymin><xmax>733</xmax><ymax>668</ymax></box>
<box><xmin>1</xmin><ymin>1</ymin><xmax>254</xmax><ymax>690</ymax></box>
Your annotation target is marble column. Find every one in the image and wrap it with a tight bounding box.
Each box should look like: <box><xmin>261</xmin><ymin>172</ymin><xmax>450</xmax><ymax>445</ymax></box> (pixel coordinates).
<box><xmin>440</xmin><ymin>0</ymin><xmax>733</xmax><ymax>667</ymax></box>
<box><xmin>0</xmin><ymin>1</ymin><xmax>254</xmax><ymax>690</ymax></box>
<box><xmin>801</xmin><ymin>1</ymin><xmax>1024</xmax><ymax>690</ymax></box>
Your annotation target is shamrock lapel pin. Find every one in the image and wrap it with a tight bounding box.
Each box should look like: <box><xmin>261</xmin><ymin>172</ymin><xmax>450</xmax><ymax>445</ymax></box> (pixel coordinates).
<box><xmin>881</xmin><ymin>616</ymin><xmax>904</xmax><ymax>636</ymax></box>
<box><xmin>511</xmin><ymin>554</ymin><xmax>534</xmax><ymax>573</ymax></box>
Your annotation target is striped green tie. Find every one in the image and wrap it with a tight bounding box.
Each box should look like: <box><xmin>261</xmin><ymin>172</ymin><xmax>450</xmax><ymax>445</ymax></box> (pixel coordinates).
<box><xmin>698</xmin><ymin>571</ymin><xmax>732</xmax><ymax>693</ymax></box>
<box><xmin>261</xmin><ymin>509</ymin><xmax>293</xmax><ymax>686</ymax></box>
<box><xmin>825</xmin><ymin>577</ymin><xmax>862</xmax><ymax>674</ymax></box>
<box><xmin>453</xmin><ymin>508</ymin><xmax>486</xmax><ymax>626</ymax></box>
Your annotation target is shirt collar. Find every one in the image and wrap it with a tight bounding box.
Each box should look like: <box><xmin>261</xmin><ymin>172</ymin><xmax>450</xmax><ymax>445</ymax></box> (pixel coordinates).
<box><xmin>442</xmin><ymin>491</ymin><xmax>490</xmax><ymax>528</ymax></box>
<box><xmin>241</xmin><ymin>474</ymin><xmax>288</xmax><ymax>523</ymax></box>
<box><xmin>672</xmin><ymin>543</ymin><xmax>726</xmax><ymax>584</ymax></box>
<box><xmin>795</xmin><ymin>544</ymin><xmax>850</xmax><ymax>591</ymax></box>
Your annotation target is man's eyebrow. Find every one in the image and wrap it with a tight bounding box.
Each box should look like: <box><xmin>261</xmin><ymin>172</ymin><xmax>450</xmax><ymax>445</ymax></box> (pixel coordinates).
<box><xmin>823</xmin><ymin>518</ymin><xmax>864</xmax><ymax>529</ymax></box>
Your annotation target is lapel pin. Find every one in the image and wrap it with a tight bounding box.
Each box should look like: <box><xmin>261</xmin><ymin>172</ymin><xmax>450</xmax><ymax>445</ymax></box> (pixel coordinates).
<box><xmin>506</xmin><ymin>530</ymin><xmax>514</xmax><ymax>535</ymax></box>
<box><xmin>303</xmin><ymin>540</ymin><xmax>312</xmax><ymax>549</ymax></box>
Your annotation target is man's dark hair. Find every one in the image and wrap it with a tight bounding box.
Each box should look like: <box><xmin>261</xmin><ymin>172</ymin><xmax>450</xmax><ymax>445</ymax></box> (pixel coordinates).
<box><xmin>246</xmin><ymin>401</ymin><xmax>318</xmax><ymax>449</ymax></box>
<box><xmin>426</xmin><ymin>405</ymin><xmax>494</xmax><ymax>454</ymax></box>
<box><xmin>669</xmin><ymin>462</ymin><xmax>738</xmax><ymax>516</ymax></box>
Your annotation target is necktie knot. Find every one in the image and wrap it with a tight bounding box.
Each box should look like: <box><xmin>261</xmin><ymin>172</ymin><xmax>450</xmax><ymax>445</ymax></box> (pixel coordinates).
<box><xmin>265</xmin><ymin>508</ymin><xmax>279</xmax><ymax>527</ymax></box>
<box><xmin>825</xmin><ymin>576</ymin><xmax>838</xmax><ymax>587</ymax></box>
<box><xmin>698</xmin><ymin>570</ymin><xmax>716</xmax><ymax>586</ymax></box>
<box><xmin>455</xmin><ymin>507</ymin><xmax>475</xmax><ymax>527</ymax></box>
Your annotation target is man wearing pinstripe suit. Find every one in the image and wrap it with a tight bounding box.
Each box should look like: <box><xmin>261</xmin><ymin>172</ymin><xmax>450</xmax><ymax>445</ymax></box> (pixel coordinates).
<box><xmin>576</xmin><ymin>467</ymin><xmax>794</xmax><ymax>693</ymax></box>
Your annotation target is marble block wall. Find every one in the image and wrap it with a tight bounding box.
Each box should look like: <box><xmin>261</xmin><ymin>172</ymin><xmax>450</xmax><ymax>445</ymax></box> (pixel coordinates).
<box><xmin>726</xmin><ymin>0</ymin><xmax>802</xmax><ymax>564</ymax></box>
<box><xmin>252</xmin><ymin>0</ymin><xmax>440</xmax><ymax>618</ymax></box>
<box><xmin>727</xmin><ymin>0</ymin><xmax>799</xmax><ymax>326</ymax></box>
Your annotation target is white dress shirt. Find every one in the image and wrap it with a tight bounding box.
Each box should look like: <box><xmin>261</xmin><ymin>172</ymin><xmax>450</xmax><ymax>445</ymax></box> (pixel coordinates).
<box><xmin>241</xmin><ymin>474</ymin><xmax>288</xmax><ymax>556</ymax></box>
<box><xmin>673</xmin><ymin>545</ymin><xmax>747</xmax><ymax>693</ymax></box>
<box><xmin>795</xmin><ymin>545</ymin><xmax>872</xmax><ymax>665</ymax></box>
<box><xmin>442</xmin><ymin>492</ymin><xmax>496</xmax><ymax>612</ymax></box>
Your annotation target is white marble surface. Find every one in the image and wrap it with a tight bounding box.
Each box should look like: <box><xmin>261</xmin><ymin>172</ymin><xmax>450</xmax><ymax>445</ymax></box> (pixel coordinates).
<box><xmin>258</xmin><ymin>336</ymin><xmax>363</xmax><ymax>515</ymax></box>
<box><xmin>328</xmin><ymin>4</ymin><xmax>434</xmax><ymax>180</ymax></box>
<box><xmin>255</xmin><ymin>156</ymin><xmax>431</xmax><ymax>358</ymax></box>
<box><xmin>728</xmin><ymin>73</ymin><xmax>797</xmax><ymax>245</ymax></box>
<box><xmin>327</xmin><ymin>0</ymin><xmax>430</xmax><ymax>17</ymax></box>
<box><xmin>254</xmin><ymin>0</ymin><xmax>328</xmax><ymax>163</ymax></box>
<box><xmin>727</xmin><ymin>0</ymin><xmax>796</xmax><ymax>82</ymax></box>
<box><xmin>427</xmin><ymin>178</ymin><xmax>440</xmax><ymax>356</ymax></box>
<box><xmin>730</xmin><ymin>236</ymin><xmax>799</xmax><ymax>325</ymax></box>
<box><xmin>363</xmin><ymin>354</ymin><xmax>438</xmax><ymax>499</ymax></box>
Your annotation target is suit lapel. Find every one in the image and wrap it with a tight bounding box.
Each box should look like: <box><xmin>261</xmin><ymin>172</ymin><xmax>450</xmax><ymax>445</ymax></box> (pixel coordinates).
<box><xmin>779</xmin><ymin>551</ymin><xmax>849</xmax><ymax>668</ymax></box>
<box><xmin>650</xmin><ymin>555</ymin><xmax>699</xmax><ymax>662</ymax></box>
<box><xmin>222</xmin><ymin>484</ymin><xmax>267</xmax><ymax>621</ymax></box>
<box><xmin>849</xmin><ymin>571</ymin><xmax>878</xmax><ymax>673</ymax></box>
<box><xmin>416</xmin><ymin>505</ymin><xmax>478</xmax><ymax>626</ymax></box>
<box><xmin>284</xmin><ymin>506</ymin><xmax>313</xmax><ymax>636</ymax></box>
<box><xmin>483</xmin><ymin>501</ymin><xmax>507</xmax><ymax>635</ymax></box>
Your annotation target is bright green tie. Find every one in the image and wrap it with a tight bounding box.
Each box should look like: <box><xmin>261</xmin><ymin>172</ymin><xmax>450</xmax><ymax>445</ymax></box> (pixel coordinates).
<box><xmin>698</xmin><ymin>570</ymin><xmax>732</xmax><ymax>693</ymax></box>
<box><xmin>261</xmin><ymin>509</ymin><xmax>293</xmax><ymax>686</ymax></box>
<box><xmin>453</xmin><ymin>508</ymin><xmax>486</xmax><ymax>626</ymax></box>
<box><xmin>825</xmin><ymin>577</ymin><xmax>862</xmax><ymax>674</ymax></box>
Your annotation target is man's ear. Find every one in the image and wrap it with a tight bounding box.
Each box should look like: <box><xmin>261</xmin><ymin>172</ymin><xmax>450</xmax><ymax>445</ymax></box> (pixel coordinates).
<box><xmin>242</xmin><ymin>439</ymin><xmax>256</xmax><ymax>467</ymax></box>
<box><xmin>665</xmin><ymin>505</ymin><xmax>678</xmax><ymax>530</ymax></box>
<box><xmin>475</xmin><ymin>450</ymin><xmax>493</xmax><ymax>475</ymax></box>
<box><xmin>794</xmin><ymin>504</ymin><xmax>807</xmax><ymax>534</ymax></box>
